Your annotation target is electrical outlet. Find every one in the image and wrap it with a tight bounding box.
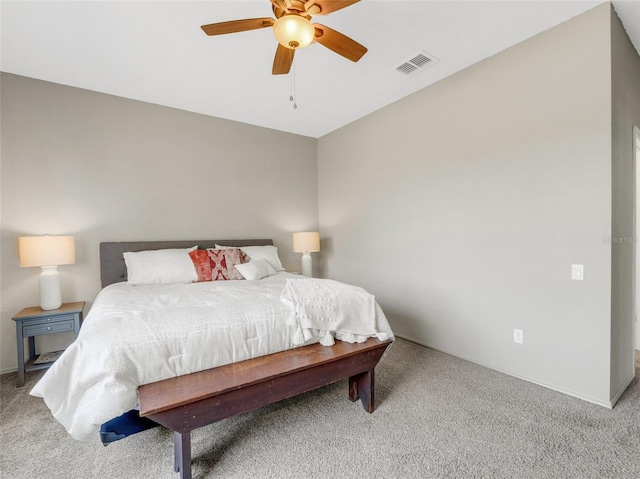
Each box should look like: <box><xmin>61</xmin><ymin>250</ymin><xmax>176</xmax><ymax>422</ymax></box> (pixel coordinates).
<box><xmin>513</xmin><ymin>329</ymin><xmax>523</xmax><ymax>344</ymax></box>
<box><xmin>571</xmin><ymin>264</ymin><xmax>584</xmax><ymax>280</ymax></box>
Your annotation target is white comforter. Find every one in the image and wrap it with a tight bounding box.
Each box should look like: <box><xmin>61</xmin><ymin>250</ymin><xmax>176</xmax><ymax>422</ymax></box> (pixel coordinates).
<box><xmin>30</xmin><ymin>273</ymin><xmax>394</xmax><ymax>441</ymax></box>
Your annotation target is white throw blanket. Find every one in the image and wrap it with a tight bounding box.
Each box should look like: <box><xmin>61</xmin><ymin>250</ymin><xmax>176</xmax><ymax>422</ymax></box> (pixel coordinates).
<box><xmin>281</xmin><ymin>278</ymin><xmax>390</xmax><ymax>346</ymax></box>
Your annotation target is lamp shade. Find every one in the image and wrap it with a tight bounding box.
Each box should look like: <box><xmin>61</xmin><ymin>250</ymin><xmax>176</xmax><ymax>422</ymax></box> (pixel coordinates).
<box><xmin>273</xmin><ymin>14</ymin><xmax>315</xmax><ymax>49</ymax></box>
<box><xmin>19</xmin><ymin>235</ymin><xmax>75</xmax><ymax>267</ymax></box>
<box><xmin>293</xmin><ymin>232</ymin><xmax>320</xmax><ymax>253</ymax></box>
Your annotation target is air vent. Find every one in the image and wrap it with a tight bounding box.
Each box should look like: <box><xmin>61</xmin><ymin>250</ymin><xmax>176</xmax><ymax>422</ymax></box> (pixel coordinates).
<box><xmin>395</xmin><ymin>51</ymin><xmax>438</xmax><ymax>76</ymax></box>
<box><xmin>396</xmin><ymin>63</ymin><xmax>418</xmax><ymax>75</ymax></box>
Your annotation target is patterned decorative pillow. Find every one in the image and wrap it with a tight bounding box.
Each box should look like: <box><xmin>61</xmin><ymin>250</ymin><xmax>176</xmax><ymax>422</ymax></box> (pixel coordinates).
<box><xmin>207</xmin><ymin>248</ymin><xmax>247</xmax><ymax>281</ymax></box>
<box><xmin>215</xmin><ymin>244</ymin><xmax>284</xmax><ymax>272</ymax></box>
<box><xmin>188</xmin><ymin>249</ymin><xmax>212</xmax><ymax>282</ymax></box>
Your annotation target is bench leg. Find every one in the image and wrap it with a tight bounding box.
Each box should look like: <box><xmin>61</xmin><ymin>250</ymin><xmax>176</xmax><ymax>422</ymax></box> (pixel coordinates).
<box><xmin>174</xmin><ymin>431</ymin><xmax>192</xmax><ymax>479</ymax></box>
<box><xmin>348</xmin><ymin>369</ymin><xmax>375</xmax><ymax>413</ymax></box>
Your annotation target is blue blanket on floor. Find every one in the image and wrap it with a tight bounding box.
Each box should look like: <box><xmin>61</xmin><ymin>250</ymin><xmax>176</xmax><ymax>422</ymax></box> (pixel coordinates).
<box><xmin>99</xmin><ymin>410</ymin><xmax>159</xmax><ymax>445</ymax></box>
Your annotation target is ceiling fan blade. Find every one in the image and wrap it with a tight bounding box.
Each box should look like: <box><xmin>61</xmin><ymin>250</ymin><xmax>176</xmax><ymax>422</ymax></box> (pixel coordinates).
<box><xmin>273</xmin><ymin>44</ymin><xmax>295</xmax><ymax>75</ymax></box>
<box><xmin>311</xmin><ymin>0</ymin><xmax>360</xmax><ymax>15</ymax></box>
<box><xmin>313</xmin><ymin>24</ymin><xmax>367</xmax><ymax>62</ymax></box>
<box><xmin>201</xmin><ymin>18</ymin><xmax>274</xmax><ymax>36</ymax></box>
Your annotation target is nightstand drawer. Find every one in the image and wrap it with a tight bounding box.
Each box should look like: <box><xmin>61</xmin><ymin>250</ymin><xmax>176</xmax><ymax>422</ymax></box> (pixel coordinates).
<box><xmin>23</xmin><ymin>313</ymin><xmax>76</xmax><ymax>326</ymax></box>
<box><xmin>23</xmin><ymin>320</ymin><xmax>74</xmax><ymax>336</ymax></box>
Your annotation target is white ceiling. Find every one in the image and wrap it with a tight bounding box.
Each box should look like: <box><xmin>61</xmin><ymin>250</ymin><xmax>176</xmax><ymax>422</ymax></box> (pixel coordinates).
<box><xmin>1</xmin><ymin>1</ymin><xmax>639</xmax><ymax>138</ymax></box>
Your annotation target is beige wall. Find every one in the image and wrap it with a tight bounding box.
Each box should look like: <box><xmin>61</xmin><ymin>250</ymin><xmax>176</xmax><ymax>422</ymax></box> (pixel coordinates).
<box><xmin>318</xmin><ymin>4</ymin><xmax>621</xmax><ymax>405</ymax></box>
<box><xmin>0</xmin><ymin>73</ymin><xmax>318</xmax><ymax>373</ymax></box>
<box><xmin>610</xmin><ymin>6</ymin><xmax>640</xmax><ymax>401</ymax></box>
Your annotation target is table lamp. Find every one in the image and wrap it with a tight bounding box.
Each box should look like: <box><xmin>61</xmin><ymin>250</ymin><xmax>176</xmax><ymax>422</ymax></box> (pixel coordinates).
<box><xmin>293</xmin><ymin>232</ymin><xmax>320</xmax><ymax>277</ymax></box>
<box><xmin>18</xmin><ymin>235</ymin><xmax>75</xmax><ymax>311</ymax></box>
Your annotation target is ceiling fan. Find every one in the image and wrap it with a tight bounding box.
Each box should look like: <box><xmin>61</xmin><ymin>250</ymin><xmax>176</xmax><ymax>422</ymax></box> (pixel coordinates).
<box><xmin>201</xmin><ymin>0</ymin><xmax>367</xmax><ymax>75</ymax></box>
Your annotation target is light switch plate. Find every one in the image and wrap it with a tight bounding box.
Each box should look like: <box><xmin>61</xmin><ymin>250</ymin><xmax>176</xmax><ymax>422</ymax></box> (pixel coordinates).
<box><xmin>572</xmin><ymin>264</ymin><xmax>584</xmax><ymax>280</ymax></box>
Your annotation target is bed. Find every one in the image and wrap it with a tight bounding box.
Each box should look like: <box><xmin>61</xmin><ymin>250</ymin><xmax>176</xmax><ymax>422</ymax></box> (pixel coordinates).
<box><xmin>30</xmin><ymin>239</ymin><xmax>394</xmax><ymax>479</ymax></box>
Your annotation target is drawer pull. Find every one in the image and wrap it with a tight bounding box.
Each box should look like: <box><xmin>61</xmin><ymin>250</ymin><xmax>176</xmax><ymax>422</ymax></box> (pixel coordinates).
<box><xmin>47</xmin><ymin>318</ymin><xmax>51</xmax><ymax>321</ymax></box>
<box><xmin>47</xmin><ymin>326</ymin><xmax>52</xmax><ymax>331</ymax></box>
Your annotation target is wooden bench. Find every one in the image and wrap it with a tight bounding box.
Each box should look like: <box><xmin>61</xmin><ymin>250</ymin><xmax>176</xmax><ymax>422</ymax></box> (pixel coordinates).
<box><xmin>139</xmin><ymin>338</ymin><xmax>392</xmax><ymax>479</ymax></box>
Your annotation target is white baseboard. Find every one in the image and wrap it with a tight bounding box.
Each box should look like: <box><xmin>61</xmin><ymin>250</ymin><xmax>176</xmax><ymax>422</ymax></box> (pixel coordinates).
<box><xmin>394</xmin><ymin>333</ymin><xmax>618</xmax><ymax>409</ymax></box>
<box><xmin>609</xmin><ymin>372</ymin><xmax>635</xmax><ymax>407</ymax></box>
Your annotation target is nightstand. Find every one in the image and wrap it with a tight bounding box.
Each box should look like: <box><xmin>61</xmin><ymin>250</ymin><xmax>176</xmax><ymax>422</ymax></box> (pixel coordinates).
<box><xmin>12</xmin><ymin>301</ymin><xmax>84</xmax><ymax>387</ymax></box>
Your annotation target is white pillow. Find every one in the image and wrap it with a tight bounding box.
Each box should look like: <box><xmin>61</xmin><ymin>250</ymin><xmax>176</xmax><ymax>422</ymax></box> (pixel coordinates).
<box><xmin>124</xmin><ymin>247</ymin><xmax>198</xmax><ymax>285</ymax></box>
<box><xmin>235</xmin><ymin>259</ymin><xmax>277</xmax><ymax>280</ymax></box>
<box><xmin>215</xmin><ymin>244</ymin><xmax>284</xmax><ymax>272</ymax></box>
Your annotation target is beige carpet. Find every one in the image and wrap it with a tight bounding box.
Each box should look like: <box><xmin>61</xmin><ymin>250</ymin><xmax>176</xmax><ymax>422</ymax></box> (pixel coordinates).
<box><xmin>1</xmin><ymin>339</ymin><xmax>639</xmax><ymax>479</ymax></box>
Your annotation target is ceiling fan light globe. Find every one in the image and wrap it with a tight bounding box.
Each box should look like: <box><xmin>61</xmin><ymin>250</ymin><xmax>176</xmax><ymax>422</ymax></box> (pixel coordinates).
<box><xmin>273</xmin><ymin>14</ymin><xmax>315</xmax><ymax>50</ymax></box>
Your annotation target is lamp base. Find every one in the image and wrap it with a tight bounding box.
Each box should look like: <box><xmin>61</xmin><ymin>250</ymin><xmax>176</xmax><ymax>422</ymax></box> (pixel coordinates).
<box><xmin>40</xmin><ymin>266</ymin><xmax>62</xmax><ymax>311</ymax></box>
<box><xmin>301</xmin><ymin>253</ymin><xmax>313</xmax><ymax>277</ymax></box>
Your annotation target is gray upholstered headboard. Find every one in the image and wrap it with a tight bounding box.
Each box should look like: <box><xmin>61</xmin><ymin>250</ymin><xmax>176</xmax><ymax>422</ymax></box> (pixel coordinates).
<box><xmin>99</xmin><ymin>239</ymin><xmax>274</xmax><ymax>288</ymax></box>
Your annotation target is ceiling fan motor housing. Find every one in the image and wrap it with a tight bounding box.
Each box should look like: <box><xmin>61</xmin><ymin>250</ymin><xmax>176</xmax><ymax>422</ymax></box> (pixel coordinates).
<box><xmin>272</xmin><ymin>0</ymin><xmax>321</xmax><ymax>19</ymax></box>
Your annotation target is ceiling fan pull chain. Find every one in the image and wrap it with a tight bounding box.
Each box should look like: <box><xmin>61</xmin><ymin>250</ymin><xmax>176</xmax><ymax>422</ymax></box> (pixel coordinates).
<box><xmin>289</xmin><ymin>75</ymin><xmax>294</xmax><ymax>102</ymax></box>
<box><xmin>292</xmin><ymin>59</ymin><xmax>298</xmax><ymax>109</ymax></box>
